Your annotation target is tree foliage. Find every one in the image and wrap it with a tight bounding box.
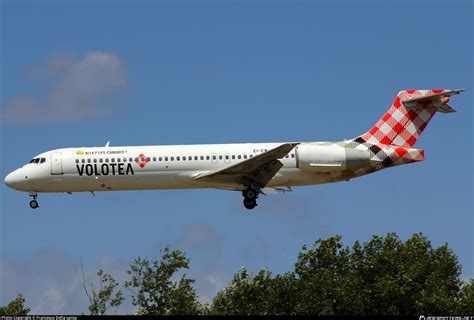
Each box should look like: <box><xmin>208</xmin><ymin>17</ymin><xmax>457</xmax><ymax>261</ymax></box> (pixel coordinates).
<box><xmin>456</xmin><ymin>278</ymin><xmax>474</xmax><ymax>314</ymax></box>
<box><xmin>210</xmin><ymin>268</ymin><xmax>297</xmax><ymax>315</ymax></box>
<box><xmin>124</xmin><ymin>246</ymin><xmax>202</xmax><ymax>315</ymax></box>
<box><xmin>0</xmin><ymin>294</ymin><xmax>30</xmax><ymax>315</ymax></box>
<box><xmin>47</xmin><ymin>233</ymin><xmax>472</xmax><ymax>315</ymax></box>
<box><xmin>82</xmin><ymin>269</ymin><xmax>124</xmax><ymax>315</ymax></box>
<box><xmin>212</xmin><ymin>233</ymin><xmax>466</xmax><ymax>315</ymax></box>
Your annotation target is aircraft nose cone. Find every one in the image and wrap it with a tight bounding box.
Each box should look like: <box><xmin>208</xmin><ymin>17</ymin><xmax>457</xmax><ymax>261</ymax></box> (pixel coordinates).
<box><xmin>4</xmin><ymin>172</ymin><xmax>15</xmax><ymax>187</ymax></box>
<box><xmin>4</xmin><ymin>169</ymin><xmax>25</xmax><ymax>190</ymax></box>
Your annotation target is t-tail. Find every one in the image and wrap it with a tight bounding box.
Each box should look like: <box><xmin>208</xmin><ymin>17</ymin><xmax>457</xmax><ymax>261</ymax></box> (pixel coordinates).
<box><xmin>352</xmin><ymin>89</ymin><xmax>465</xmax><ymax>167</ymax></box>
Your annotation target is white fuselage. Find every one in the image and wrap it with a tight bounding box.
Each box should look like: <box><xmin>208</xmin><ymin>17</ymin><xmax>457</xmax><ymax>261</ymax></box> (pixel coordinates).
<box><xmin>4</xmin><ymin>142</ymin><xmax>374</xmax><ymax>194</ymax></box>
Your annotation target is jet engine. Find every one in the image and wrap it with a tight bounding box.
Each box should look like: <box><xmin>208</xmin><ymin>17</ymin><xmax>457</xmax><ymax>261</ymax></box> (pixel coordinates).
<box><xmin>296</xmin><ymin>144</ymin><xmax>370</xmax><ymax>172</ymax></box>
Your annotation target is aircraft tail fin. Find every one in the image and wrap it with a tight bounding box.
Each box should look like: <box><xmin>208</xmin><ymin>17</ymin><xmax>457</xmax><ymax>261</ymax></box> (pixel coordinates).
<box><xmin>354</xmin><ymin>89</ymin><xmax>465</xmax><ymax>148</ymax></box>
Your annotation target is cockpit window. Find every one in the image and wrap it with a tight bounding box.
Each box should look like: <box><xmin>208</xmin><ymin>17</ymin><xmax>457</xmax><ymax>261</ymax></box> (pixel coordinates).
<box><xmin>28</xmin><ymin>157</ymin><xmax>46</xmax><ymax>164</ymax></box>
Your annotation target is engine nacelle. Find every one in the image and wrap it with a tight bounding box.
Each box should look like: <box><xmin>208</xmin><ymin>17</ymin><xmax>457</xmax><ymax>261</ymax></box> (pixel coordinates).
<box><xmin>296</xmin><ymin>144</ymin><xmax>370</xmax><ymax>172</ymax></box>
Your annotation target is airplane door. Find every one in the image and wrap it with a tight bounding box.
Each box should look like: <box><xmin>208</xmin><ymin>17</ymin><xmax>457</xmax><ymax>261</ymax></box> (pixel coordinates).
<box><xmin>51</xmin><ymin>152</ymin><xmax>63</xmax><ymax>175</ymax></box>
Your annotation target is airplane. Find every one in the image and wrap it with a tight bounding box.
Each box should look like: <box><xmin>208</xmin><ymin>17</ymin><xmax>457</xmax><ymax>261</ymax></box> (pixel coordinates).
<box><xmin>4</xmin><ymin>89</ymin><xmax>465</xmax><ymax>210</ymax></box>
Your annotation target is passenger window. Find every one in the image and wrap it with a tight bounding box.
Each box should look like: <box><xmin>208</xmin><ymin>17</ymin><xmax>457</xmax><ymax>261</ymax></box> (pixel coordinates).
<box><xmin>177</xmin><ymin>156</ymin><xmax>181</xmax><ymax>161</ymax></box>
<box><xmin>99</xmin><ymin>158</ymin><xmax>103</xmax><ymax>163</ymax></box>
<box><xmin>219</xmin><ymin>155</ymin><xmax>223</xmax><ymax>160</ymax></box>
<box><xmin>153</xmin><ymin>157</ymin><xmax>156</xmax><ymax>161</ymax></box>
<box><xmin>82</xmin><ymin>159</ymin><xmax>85</xmax><ymax>164</ymax></box>
<box><xmin>285</xmin><ymin>155</ymin><xmax>289</xmax><ymax>158</ymax></box>
<box><xmin>159</xmin><ymin>157</ymin><xmax>163</xmax><ymax>161</ymax></box>
<box><xmin>105</xmin><ymin>158</ymin><xmax>109</xmax><ymax>163</ymax></box>
<box><xmin>93</xmin><ymin>159</ymin><xmax>97</xmax><ymax>163</ymax></box>
<box><xmin>225</xmin><ymin>155</ymin><xmax>229</xmax><ymax>160</ymax></box>
<box><xmin>250</xmin><ymin>155</ymin><xmax>253</xmax><ymax>158</ymax></box>
<box><xmin>165</xmin><ymin>157</ymin><xmax>168</xmax><ymax>161</ymax></box>
<box><xmin>232</xmin><ymin>155</ymin><xmax>235</xmax><ymax>160</ymax></box>
<box><xmin>111</xmin><ymin>158</ymin><xmax>115</xmax><ymax>163</ymax></box>
<box><xmin>212</xmin><ymin>155</ymin><xmax>216</xmax><ymax>160</ymax></box>
<box><xmin>238</xmin><ymin>155</ymin><xmax>241</xmax><ymax>159</ymax></box>
<box><xmin>200</xmin><ymin>156</ymin><xmax>204</xmax><ymax>160</ymax></box>
<box><xmin>291</xmin><ymin>154</ymin><xmax>295</xmax><ymax>158</ymax></box>
<box><xmin>146</xmin><ymin>157</ymin><xmax>150</xmax><ymax>161</ymax></box>
<box><xmin>76</xmin><ymin>159</ymin><xmax>79</xmax><ymax>164</ymax></box>
<box><xmin>87</xmin><ymin>159</ymin><xmax>91</xmax><ymax>163</ymax></box>
<box><xmin>206</xmin><ymin>156</ymin><xmax>210</xmax><ymax>160</ymax></box>
<box><xmin>129</xmin><ymin>157</ymin><xmax>133</xmax><ymax>162</ymax></box>
<box><xmin>171</xmin><ymin>157</ymin><xmax>174</xmax><ymax>161</ymax></box>
<box><xmin>244</xmin><ymin>155</ymin><xmax>248</xmax><ymax>159</ymax></box>
<box><xmin>123</xmin><ymin>158</ymin><xmax>127</xmax><ymax>162</ymax></box>
<box><xmin>194</xmin><ymin>156</ymin><xmax>198</xmax><ymax>160</ymax></box>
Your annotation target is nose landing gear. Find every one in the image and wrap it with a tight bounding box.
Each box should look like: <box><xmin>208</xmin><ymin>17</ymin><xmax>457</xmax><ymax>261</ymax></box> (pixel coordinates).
<box><xmin>242</xmin><ymin>187</ymin><xmax>259</xmax><ymax>210</ymax></box>
<box><xmin>29</xmin><ymin>192</ymin><xmax>39</xmax><ymax>209</ymax></box>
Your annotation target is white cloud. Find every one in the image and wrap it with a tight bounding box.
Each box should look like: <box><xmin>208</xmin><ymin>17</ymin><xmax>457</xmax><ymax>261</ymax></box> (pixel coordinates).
<box><xmin>2</xmin><ymin>51</ymin><xmax>127</xmax><ymax>124</ymax></box>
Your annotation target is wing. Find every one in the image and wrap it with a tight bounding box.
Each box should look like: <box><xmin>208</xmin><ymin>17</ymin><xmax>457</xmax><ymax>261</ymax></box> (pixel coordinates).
<box><xmin>194</xmin><ymin>143</ymin><xmax>299</xmax><ymax>188</ymax></box>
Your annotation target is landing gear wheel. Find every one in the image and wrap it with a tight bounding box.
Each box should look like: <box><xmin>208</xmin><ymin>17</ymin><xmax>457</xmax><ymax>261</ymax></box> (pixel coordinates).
<box><xmin>242</xmin><ymin>187</ymin><xmax>258</xmax><ymax>200</ymax></box>
<box><xmin>243</xmin><ymin>198</ymin><xmax>257</xmax><ymax>210</ymax></box>
<box><xmin>28</xmin><ymin>192</ymin><xmax>39</xmax><ymax>209</ymax></box>
<box><xmin>29</xmin><ymin>200</ymin><xmax>39</xmax><ymax>209</ymax></box>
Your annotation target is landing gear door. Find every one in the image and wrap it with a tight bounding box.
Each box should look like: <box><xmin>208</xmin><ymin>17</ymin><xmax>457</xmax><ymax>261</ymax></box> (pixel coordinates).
<box><xmin>51</xmin><ymin>152</ymin><xmax>63</xmax><ymax>175</ymax></box>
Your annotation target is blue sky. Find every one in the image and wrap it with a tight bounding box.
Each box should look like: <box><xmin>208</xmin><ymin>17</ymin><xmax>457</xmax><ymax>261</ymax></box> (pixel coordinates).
<box><xmin>1</xmin><ymin>0</ymin><xmax>472</xmax><ymax>314</ymax></box>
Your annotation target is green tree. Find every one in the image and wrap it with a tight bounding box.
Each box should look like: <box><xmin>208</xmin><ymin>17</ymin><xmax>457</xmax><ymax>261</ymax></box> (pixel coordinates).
<box><xmin>294</xmin><ymin>233</ymin><xmax>461</xmax><ymax>315</ymax></box>
<box><xmin>124</xmin><ymin>246</ymin><xmax>202</xmax><ymax>315</ymax></box>
<box><xmin>0</xmin><ymin>294</ymin><xmax>30</xmax><ymax>315</ymax></box>
<box><xmin>81</xmin><ymin>269</ymin><xmax>124</xmax><ymax>315</ymax></box>
<box><xmin>294</xmin><ymin>235</ymin><xmax>352</xmax><ymax>315</ymax></box>
<box><xmin>456</xmin><ymin>279</ymin><xmax>474</xmax><ymax>314</ymax></box>
<box><xmin>210</xmin><ymin>268</ymin><xmax>297</xmax><ymax>315</ymax></box>
<box><xmin>210</xmin><ymin>233</ymin><xmax>463</xmax><ymax>315</ymax></box>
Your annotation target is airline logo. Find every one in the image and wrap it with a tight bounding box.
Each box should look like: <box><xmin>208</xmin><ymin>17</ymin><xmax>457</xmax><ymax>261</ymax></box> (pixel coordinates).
<box><xmin>76</xmin><ymin>162</ymin><xmax>134</xmax><ymax>176</ymax></box>
<box><xmin>135</xmin><ymin>153</ymin><xmax>149</xmax><ymax>168</ymax></box>
<box><xmin>75</xmin><ymin>152</ymin><xmax>151</xmax><ymax>177</ymax></box>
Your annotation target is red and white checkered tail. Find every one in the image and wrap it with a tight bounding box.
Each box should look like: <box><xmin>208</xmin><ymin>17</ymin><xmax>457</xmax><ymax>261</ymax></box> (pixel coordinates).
<box><xmin>353</xmin><ymin>89</ymin><xmax>465</xmax><ymax>148</ymax></box>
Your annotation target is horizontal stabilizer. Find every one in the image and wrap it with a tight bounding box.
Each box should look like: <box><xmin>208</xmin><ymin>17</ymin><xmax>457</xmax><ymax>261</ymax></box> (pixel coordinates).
<box><xmin>401</xmin><ymin>89</ymin><xmax>466</xmax><ymax>113</ymax></box>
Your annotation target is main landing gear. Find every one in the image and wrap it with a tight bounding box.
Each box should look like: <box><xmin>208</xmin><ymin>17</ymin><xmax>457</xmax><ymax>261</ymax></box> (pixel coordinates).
<box><xmin>29</xmin><ymin>192</ymin><xmax>39</xmax><ymax>209</ymax></box>
<box><xmin>242</xmin><ymin>187</ymin><xmax>259</xmax><ymax>210</ymax></box>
